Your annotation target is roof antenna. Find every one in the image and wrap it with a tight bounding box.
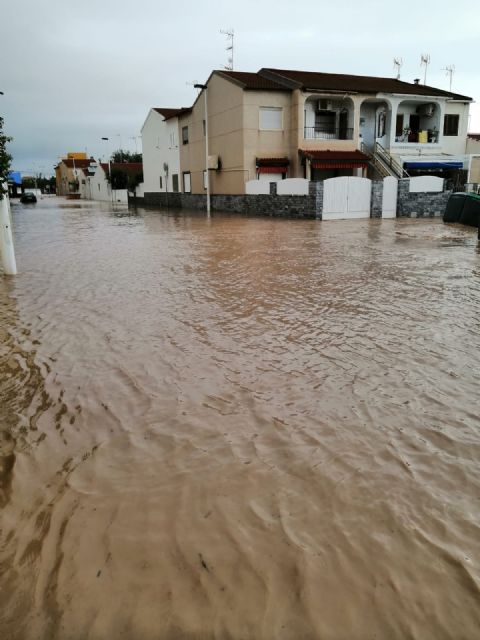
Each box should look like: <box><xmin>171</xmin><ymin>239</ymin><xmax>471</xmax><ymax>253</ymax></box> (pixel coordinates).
<box><xmin>393</xmin><ymin>57</ymin><xmax>403</xmax><ymax>80</ymax></box>
<box><xmin>220</xmin><ymin>28</ymin><xmax>234</xmax><ymax>70</ymax></box>
<box><xmin>186</xmin><ymin>80</ymin><xmax>201</xmax><ymax>93</ymax></box>
<box><xmin>442</xmin><ymin>64</ymin><xmax>455</xmax><ymax>92</ymax></box>
<box><xmin>420</xmin><ymin>53</ymin><xmax>430</xmax><ymax>85</ymax></box>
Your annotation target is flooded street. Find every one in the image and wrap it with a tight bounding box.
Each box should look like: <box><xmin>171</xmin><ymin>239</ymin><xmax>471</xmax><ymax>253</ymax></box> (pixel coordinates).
<box><xmin>1</xmin><ymin>197</ymin><xmax>480</xmax><ymax>639</ymax></box>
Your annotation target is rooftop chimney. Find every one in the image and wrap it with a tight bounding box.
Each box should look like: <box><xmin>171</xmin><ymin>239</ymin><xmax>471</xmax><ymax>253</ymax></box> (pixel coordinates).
<box><xmin>414</xmin><ymin>78</ymin><xmax>420</xmax><ymax>85</ymax></box>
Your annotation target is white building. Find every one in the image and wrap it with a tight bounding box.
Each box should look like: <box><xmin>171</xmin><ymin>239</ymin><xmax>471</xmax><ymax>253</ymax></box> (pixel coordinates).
<box><xmin>141</xmin><ymin>107</ymin><xmax>191</xmax><ymax>195</ymax></box>
<box><xmin>86</xmin><ymin>162</ymin><xmax>142</xmax><ymax>204</ymax></box>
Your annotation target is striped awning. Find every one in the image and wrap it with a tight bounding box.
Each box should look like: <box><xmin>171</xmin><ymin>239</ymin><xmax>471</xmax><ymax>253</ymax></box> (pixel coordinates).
<box><xmin>311</xmin><ymin>161</ymin><xmax>367</xmax><ymax>169</ymax></box>
<box><xmin>301</xmin><ymin>149</ymin><xmax>369</xmax><ymax>169</ymax></box>
<box><xmin>256</xmin><ymin>157</ymin><xmax>289</xmax><ymax>167</ymax></box>
<box><xmin>257</xmin><ymin>166</ymin><xmax>289</xmax><ymax>173</ymax></box>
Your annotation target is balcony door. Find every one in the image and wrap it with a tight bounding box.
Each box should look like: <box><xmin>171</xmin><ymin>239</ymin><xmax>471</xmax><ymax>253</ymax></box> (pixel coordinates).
<box><xmin>339</xmin><ymin>109</ymin><xmax>348</xmax><ymax>140</ymax></box>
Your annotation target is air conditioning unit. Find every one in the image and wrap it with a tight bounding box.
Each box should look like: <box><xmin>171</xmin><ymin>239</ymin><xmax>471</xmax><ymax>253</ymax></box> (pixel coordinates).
<box><xmin>208</xmin><ymin>155</ymin><xmax>219</xmax><ymax>170</ymax></box>
<box><xmin>317</xmin><ymin>99</ymin><xmax>333</xmax><ymax>111</ymax></box>
<box><xmin>417</xmin><ymin>103</ymin><xmax>436</xmax><ymax>117</ymax></box>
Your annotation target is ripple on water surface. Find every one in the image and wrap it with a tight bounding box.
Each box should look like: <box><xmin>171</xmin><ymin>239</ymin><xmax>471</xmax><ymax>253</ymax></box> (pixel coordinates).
<box><xmin>1</xmin><ymin>198</ymin><xmax>480</xmax><ymax>639</ymax></box>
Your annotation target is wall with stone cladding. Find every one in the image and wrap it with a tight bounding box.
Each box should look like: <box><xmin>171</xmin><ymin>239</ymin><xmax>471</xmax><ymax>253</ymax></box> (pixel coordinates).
<box><xmin>396</xmin><ymin>179</ymin><xmax>451</xmax><ymax>218</ymax></box>
<box><xmin>371</xmin><ymin>181</ymin><xmax>383</xmax><ymax>218</ymax></box>
<box><xmin>142</xmin><ymin>184</ymin><xmax>316</xmax><ymax>218</ymax></box>
<box><xmin>138</xmin><ymin>179</ymin><xmax>451</xmax><ymax>220</ymax></box>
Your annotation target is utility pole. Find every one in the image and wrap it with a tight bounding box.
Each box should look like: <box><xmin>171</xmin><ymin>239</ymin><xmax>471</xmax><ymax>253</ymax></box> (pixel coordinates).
<box><xmin>0</xmin><ymin>104</ymin><xmax>17</xmax><ymax>275</ymax></box>
<box><xmin>101</xmin><ymin>137</ymin><xmax>113</xmax><ymax>203</ymax></box>
<box><xmin>194</xmin><ymin>84</ymin><xmax>210</xmax><ymax>216</ymax></box>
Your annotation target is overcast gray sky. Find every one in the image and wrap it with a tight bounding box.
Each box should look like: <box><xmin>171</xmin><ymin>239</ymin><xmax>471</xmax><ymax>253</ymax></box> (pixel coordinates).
<box><xmin>2</xmin><ymin>0</ymin><xmax>479</xmax><ymax>176</ymax></box>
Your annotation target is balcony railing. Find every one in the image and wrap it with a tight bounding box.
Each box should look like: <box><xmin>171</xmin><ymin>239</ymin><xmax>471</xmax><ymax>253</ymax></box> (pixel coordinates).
<box><xmin>304</xmin><ymin>127</ymin><xmax>354</xmax><ymax>140</ymax></box>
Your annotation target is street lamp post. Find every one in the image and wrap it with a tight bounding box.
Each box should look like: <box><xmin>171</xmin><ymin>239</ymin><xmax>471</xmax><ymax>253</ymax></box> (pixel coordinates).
<box><xmin>194</xmin><ymin>83</ymin><xmax>210</xmax><ymax>216</ymax></box>
<box><xmin>101</xmin><ymin>137</ymin><xmax>113</xmax><ymax>203</ymax></box>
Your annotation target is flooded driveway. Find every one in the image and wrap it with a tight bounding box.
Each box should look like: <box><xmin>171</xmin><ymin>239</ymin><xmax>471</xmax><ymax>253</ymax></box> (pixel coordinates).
<box><xmin>1</xmin><ymin>197</ymin><xmax>480</xmax><ymax>639</ymax></box>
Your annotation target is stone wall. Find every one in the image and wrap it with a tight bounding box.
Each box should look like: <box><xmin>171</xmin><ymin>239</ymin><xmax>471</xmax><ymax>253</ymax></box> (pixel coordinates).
<box><xmin>396</xmin><ymin>179</ymin><xmax>451</xmax><ymax>218</ymax></box>
<box><xmin>141</xmin><ymin>182</ymin><xmax>317</xmax><ymax>218</ymax></box>
<box><xmin>135</xmin><ymin>179</ymin><xmax>451</xmax><ymax>220</ymax></box>
<box><xmin>371</xmin><ymin>181</ymin><xmax>383</xmax><ymax>219</ymax></box>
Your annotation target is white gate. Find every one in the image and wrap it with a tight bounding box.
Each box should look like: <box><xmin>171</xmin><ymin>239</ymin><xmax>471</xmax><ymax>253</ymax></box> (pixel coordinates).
<box><xmin>322</xmin><ymin>176</ymin><xmax>371</xmax><ymax>220</ymax></box>
<box><xmin>382</xmin><ymin>176</ymin><xmax>397</xmax><ymax>219</ymax></box>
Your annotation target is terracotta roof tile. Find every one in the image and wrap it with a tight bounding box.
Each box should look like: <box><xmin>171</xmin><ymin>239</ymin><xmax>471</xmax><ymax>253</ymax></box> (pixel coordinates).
<box><xmin>216</xmin><ymin>71</ymin><xmax>290</xmax><ymax>91</ymax></box>
<box><xmin>61</xmin><ymin>158</ymin><xmax>95</xmax><ymax>168</ymax></box>
<box><xmin>100</xmin><ymin>162</ymin><xmax>143</xmax><ymax>175</ymax></box>
<box><xmin>260</xmin><ymin>68</ymin><xmax>472</xmax><ymax>101</ymax></box>
<box><xmin>300</xmin><ymin>150</ymin><xmax>370</xmax><ymax>162</ymax></box>
<box><xmin>153</xmin><ymin>107</ymin><xmax>192</xmax><ymax>120</ymax></box>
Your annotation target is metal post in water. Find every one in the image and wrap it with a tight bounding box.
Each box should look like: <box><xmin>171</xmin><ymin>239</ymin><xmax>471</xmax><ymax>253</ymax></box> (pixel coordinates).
<box><xmin>0</xmin><ymin>186</ymin><xmax>17</xmax><ymax>275</ymax></box>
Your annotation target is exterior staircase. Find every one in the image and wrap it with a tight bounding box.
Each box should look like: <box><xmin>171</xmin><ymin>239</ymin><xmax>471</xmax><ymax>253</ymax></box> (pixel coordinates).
<box><xmin>363</xmin><ymin>142</ymin><xmax>409</xmax><ymax>179</ymax></box>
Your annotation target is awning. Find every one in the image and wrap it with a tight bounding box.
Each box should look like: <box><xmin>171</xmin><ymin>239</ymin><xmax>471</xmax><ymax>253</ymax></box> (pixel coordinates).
<box><xmin>8</xmin><ymin>171</ymin><xmax>22</xmax><ymax>185</ymax></box>
<box><xmin>404</xmin><ymin>161</ymin><xmax>464</xmax><ymax>170</ymax></box>
<box><xmin>257</xmin><ymin>166</ymin><xmax>288</xmax><ymax>174</ymax></box>
<box><xmin>312</xmin><ymin>162</ymin><xmax>366</xmax><ymax>169</ymax></box>
<box><xmin>256</xmin><ymin>157</ymin><xmax>289</xmax><ymax>167</ymax></box>
<box><xmin>300</xmin><ymin>149</ymin><xmax>369</xmax><ymax>169</ymax></box>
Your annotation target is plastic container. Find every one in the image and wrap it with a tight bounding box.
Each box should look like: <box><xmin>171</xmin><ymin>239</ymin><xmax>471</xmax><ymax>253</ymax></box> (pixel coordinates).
<box><xmin>418</xmin><ymin>130</ymin><xmax>428</xmax><ymax>144</ymax></box>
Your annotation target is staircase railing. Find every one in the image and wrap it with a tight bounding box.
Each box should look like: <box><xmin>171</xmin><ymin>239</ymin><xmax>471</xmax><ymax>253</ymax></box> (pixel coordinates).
<box><xmin>374</xmin><ymin>142</ymin><xmax>409</xmax><ymax>178</ymax></box>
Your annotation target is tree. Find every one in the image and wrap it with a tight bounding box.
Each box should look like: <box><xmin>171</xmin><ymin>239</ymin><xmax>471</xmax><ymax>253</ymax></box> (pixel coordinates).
<box><xmin>111</xmin><ymin>149</ymin><xmax>142</xmax><ymax>163</ymax></box>
<box><xmin>0</xmin><ymin>117</ymin><xmax>13</xmax><ymax>200</ymax></box>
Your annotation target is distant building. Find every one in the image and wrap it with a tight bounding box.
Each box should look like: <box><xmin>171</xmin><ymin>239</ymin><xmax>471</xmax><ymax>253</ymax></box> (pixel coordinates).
<box><xmin>87</xmin><ymin>162</ymin><xmax>143</xmax><ymax>203</ymax></box>
<box><xmin>55</xmin><ymin>155</ymin><xmax>96</xmax><ymax>196</ymax></box>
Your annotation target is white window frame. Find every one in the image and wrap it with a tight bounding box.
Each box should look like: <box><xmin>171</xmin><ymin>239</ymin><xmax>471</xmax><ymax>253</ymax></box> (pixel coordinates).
<box><xmin>259</xmin><ymin>107</ymin><xmax>283</xmax><ymax>131</ymax></box>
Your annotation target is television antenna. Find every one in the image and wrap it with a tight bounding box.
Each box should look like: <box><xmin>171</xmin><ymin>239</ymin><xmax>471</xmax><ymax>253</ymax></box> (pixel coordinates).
<box><xmin>393</xmin><ymin>57</ymin><xmax>403</xmax><ymax>80</ymax></box>
<box><xmin>220</xmin><ymin>28</ymin><xmax>234</xmax><ymax>70</ymax></box>
<box><xmin>420</xmin><ymin>53</ymin><xmax>430</xmax><ymax>85</ymax></box>
<box><xmin>442</xmin><ymin>64</ymin><xmax>455</xmax><ymax>92</ymax></box>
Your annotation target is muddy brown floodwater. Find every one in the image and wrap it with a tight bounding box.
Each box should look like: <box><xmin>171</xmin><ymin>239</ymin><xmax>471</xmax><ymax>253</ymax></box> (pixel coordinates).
<box><xmin>1</xmin><ymin>197</ymin><xmax>480</xmax><ymax>640</ymax></box>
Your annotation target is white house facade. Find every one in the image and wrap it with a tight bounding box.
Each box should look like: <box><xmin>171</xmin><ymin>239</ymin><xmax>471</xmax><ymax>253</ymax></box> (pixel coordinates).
<box><xmin>141</xmin><ymin>107</ymin><xmax>190</xmax><ymax>195</ymax></box>
<box><xmin>87</xmin><ymin>163</ymin><xmax>128</xmax><ymax>204</ymax></box>
<box><xmin>140</xmin><ymin>68</ymin><xmax>472</xmax><ymax>199</ymax></box>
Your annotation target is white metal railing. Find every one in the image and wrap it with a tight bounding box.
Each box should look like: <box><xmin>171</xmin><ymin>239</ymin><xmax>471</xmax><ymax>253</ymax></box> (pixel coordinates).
<box><xmin>374</xmin><ymin>142</ymin><xmax>409</xmax><ymax>178</ymax></box>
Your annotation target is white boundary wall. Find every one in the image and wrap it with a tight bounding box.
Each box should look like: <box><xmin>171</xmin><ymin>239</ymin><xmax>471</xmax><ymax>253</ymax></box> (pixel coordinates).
<box><xmin>382</xmin><ymin>176</ymin><xmax>398</xmax><ymax>218</ymax></box>
<box><xmin>409</xmin><ymin>176</ymin><xmax>444</xmax><ymax>193</ymax></box>
<box><xmin>276</xmin><ymin>178</ymin><xmax>309</xmax><ymax>196</ymax></box>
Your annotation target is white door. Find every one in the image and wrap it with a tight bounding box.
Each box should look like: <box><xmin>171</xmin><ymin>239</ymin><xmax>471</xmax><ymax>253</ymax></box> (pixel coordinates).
<box><xmin>382</xmin><ymin>176</ymin><xmax>397</xmax><ymax>218</ymax></box>
<box><xmin>323</xmin><ymin>176</ymin><xmax>371</xmax><ymax>220</ymax></box>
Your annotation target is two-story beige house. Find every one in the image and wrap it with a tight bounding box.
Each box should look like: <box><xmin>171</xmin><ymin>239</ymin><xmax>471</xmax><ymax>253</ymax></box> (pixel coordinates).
<box><xmin>143</xmin><ymin>68</ymin><xmax>472</xmax><ymax>199</ymax></box>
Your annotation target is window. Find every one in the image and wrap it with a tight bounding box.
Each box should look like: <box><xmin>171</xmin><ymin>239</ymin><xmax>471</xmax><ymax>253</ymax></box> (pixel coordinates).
<box><xmin>182</xmin><ymin>126</ymin><xmax>189</xmax><ymax>145</ymax></box>
<box><xmin>159</xmin><ymin>176</ymin><xmax>163</xmax><ymax>189</ymax></box>
<box><xmin>183</xmin><ymin>172</ymin><xmax>191</xmax><ymax>193</ymax></box>
<box><xmin>259</xmin><ymin>107</ymin><xmax>283</xmax><ymax>131</ymax></box>
<box><xmin>202</xmin><ymin>119</ymin><xmax>206</xmax><ymax>136</ymax></box>
<box><xmin>443</xmin><ymin>114</ymin><xmax>459</xmax><ymax>136</ymax></box>
<box><xmin>172</xmin><ymin>174</ymin><xmax>179</xmax><ymax>192</ymax></box>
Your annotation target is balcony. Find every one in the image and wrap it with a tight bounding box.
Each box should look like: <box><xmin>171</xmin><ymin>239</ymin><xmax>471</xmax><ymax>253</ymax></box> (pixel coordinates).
<box><xmin>304</xmin><ymin>126</ymin><xmax>354</xmax><ymax>141</ymax></box>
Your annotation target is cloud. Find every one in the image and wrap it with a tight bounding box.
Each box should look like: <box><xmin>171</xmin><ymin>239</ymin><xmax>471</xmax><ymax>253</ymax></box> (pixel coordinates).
<box><xmin>2</xmin><ymin>0</ymin><xmax>479</xmax><ymax>174</ymax></box>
